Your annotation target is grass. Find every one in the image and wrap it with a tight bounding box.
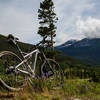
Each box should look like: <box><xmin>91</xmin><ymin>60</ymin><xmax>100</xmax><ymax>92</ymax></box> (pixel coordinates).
<box><xmin>62</xmin><ymin>79</ymin><xmax>100</xmax><ymax>99</ymax></box>
<box><xmin>1</xmin><ymin>77</ymin><xmax>100</xmax><ymax>100</ymax></box>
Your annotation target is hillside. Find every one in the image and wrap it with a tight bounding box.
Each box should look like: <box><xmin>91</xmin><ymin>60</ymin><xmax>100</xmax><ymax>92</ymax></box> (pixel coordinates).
<box><xmin>1</xmin><ymin>35</ymin><xmax>100</xmax><ymax>100</ymax></box>
<box><xmin>56</xmin><ymin>38</ymin><xmax>100</xmax><ymax>65</ymax></box>
<box><xmin>0</xmin><ymin>34</ymin><xmax>34</xmax><ymax>56</ymax></box>
<box><xmin>0</xmin><ymin>34</ymin><xmax>84</xmax><ymax>68</ymax></box>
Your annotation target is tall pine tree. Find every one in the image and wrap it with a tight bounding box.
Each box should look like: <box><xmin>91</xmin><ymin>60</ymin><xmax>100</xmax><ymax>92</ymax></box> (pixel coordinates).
<box><xmin>38</xmin><ymin>0</ymin><xmax>58</xmax><ymax>51</ymax></box>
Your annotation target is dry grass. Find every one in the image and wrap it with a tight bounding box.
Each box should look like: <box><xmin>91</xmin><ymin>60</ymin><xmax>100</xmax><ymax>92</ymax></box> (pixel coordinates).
<box><xmin>0</xmin><ymin>79</ymin><xmax>100</xmax><ymax>100</ymax></box>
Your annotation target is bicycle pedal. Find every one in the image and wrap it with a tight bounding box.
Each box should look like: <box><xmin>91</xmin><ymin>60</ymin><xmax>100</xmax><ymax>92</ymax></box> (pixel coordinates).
<box><xmin>47</xmin><ymin>71</ymin><xmax>54</xmax><ymax>76</ymax></box>
<box><xmin>6</xmin><ymin>66</ymin><xmax>14</xmax><ymax>74</ymax></box>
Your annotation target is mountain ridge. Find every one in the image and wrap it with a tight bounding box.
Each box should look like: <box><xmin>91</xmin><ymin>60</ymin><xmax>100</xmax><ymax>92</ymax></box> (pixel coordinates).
<box><xmin>0</xmin><ymin>34</ymin><xmax>85</xmax><ymax>68</ymax></box>
<box><xmin>55</xmin><ymin>38</ymin><xmax>100</xmax><ymax>65</ymax></box>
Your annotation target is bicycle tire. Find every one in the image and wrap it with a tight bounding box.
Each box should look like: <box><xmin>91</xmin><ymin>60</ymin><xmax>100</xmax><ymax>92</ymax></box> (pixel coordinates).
<box><xmin>41</xmin><ymin>59</ymin><xmax>64</xmax><ymax>88</ymax></box>
<box><xmin>0</xmin><ymin>51</ymin><xmax>26</xmax><ymax>91</ymax></box>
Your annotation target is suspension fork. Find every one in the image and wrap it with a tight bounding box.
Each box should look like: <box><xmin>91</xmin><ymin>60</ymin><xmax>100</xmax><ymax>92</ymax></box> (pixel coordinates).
<box><xmin>42</xmin><ymin>52</ymin><xmax>54</xmax><ymax>74</ymax></box>
<box><xmin>42</xmin><ymin>51</ymin><xmax>47</xmax><ymax>61</ymax></box>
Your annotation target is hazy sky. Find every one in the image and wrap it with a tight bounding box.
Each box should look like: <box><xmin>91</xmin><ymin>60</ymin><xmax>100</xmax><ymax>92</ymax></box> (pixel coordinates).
<box><xmin>0</xmin><ymin>0</ymin><xmax>100</xmax><ymax>45</ymax></box>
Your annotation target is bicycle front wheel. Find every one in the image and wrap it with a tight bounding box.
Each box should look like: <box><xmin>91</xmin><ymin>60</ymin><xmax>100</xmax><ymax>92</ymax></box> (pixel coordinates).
<box><xmin>0</xmin><ymin>51</ymin><xmax>26</xmax><ymax>91</ymax></box>
<box><xmin>41</xmin><ymin>59</ymin><xmax>64</xmax><ymax>88</ymax></box>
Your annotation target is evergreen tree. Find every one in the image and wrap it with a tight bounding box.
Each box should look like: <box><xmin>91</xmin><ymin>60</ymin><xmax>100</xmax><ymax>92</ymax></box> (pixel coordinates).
<box><xmin>38</xmin><ymin>0</ymin><xmax>58</xmax><ymax>51</ymax></box>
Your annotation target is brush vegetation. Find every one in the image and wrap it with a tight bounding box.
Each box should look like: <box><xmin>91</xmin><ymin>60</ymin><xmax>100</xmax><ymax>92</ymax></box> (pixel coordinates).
<box><xmin>0</xmin><ymin>34</ymin><xmax>100</xmax><ymax>100</ymax></box>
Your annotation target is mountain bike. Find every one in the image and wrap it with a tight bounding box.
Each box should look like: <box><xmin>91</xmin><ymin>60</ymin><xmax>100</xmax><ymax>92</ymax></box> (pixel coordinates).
<box><xmin>0</xmin><ymin>34</ymin><xmax>64</xmax><ymax>91</ymax></box>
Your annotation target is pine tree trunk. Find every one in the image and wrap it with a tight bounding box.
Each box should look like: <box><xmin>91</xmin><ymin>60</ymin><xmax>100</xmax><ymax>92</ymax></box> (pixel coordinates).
<box><xmin>51</xmin><ymin>33</ymin><xmax>53</xmax><ymax>50</ymax></box>
<box><xmin>51</xmin><ymin>33</ymin><xmax>55</xmax><ymax>59</ymax></box>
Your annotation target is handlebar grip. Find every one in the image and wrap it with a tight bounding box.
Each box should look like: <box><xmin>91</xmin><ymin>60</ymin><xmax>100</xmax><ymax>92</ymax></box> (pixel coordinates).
<box><xmin>36</xmin><ymin>36</ymin><xmax>47</xmax><ymax>47</ymax></box>
<box><xmin>7</xmin><ymin>34</ymin><xmax>19</xmax><ymax>41</ymax></box>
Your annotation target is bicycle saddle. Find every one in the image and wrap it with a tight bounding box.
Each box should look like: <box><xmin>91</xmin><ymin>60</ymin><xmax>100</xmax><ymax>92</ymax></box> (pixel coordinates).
<box><xmin>7</xmin><ymin>34</ymin><xmax>19</xmax><ymax>45</ymax></box>
<box><xmin>7</xmin><ymin>34</ymin><xmax>14</xmax><ymax>39</ymax></box>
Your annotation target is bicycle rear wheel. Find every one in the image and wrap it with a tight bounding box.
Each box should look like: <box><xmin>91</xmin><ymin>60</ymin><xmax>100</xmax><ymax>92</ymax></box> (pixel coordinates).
<box><xmin>41</xmin><ymin>59</ymin><xmax>64</xmax><ymax>88</ymax></box>
<box><xmin>0</xmin><ymin>51</ymin><xmax>27</xmax><ymax>91</ymax></box>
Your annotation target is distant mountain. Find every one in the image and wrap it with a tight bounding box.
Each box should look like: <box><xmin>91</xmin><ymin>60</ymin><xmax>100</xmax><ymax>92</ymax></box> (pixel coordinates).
<box><xmin>0</xmin><ymin>34</ymin><xmax>34</xmax><ymax>58</ymax></box>
<box><xmin>55</xmin><ymin>38</ymin><xmax>100</xmax><ymax>65</ymax></box>
<box><xmin>56</xmin><ymin>40</ymin><xmax>78</xmax><ymax>48</ymax></box>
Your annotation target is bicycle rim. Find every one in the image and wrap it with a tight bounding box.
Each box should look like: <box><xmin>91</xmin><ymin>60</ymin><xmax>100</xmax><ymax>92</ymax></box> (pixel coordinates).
<box><xmin>41</xmin><ymin>59</ymin><xmax>64</xmax><ymax>88</ymax></box>
<box><xmin>0</xmin><ymin>51</ymin><xmax>27</xmax><ymax>91</ymax></box>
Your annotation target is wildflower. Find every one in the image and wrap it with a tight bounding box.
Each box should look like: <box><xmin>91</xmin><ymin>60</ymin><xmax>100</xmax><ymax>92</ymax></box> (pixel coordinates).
<box><xmin>33</xmin><ymin>75</ymin><xmax>35</xmax><ymax>80</ymax></box>
<box><xmin>40</xmin><ymin>74</ymin><xmax>44</xmax><ymax>79</ymax></box>
<box><xmin>46</xmin><ymin>73</ymin><xmax>49</xmax><ymax>78</ymax></box>
<box><xmin>37</xmin><ymin>76</ymin><xmax>40</xmax><ymax>79</ymax></box>
<box><xmin>85</xmin><ymin>85</ymin><xmax>88</xmax><ymax>89</ymax></box>
<box><xmin>77</xmin><ymin>84</ymin><xmax>80</xmax><ymax>87</ymax></box>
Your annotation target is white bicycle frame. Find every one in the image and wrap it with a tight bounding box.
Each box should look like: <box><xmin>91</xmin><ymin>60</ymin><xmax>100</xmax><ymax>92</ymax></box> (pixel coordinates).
<box><xmin>15</xmin><ymin>48</ymin><xmax>40</xmax><ymax>76</ymax></box>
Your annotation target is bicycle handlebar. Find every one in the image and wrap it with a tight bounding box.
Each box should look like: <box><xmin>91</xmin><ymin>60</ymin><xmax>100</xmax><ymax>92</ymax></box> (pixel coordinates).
<box><xmin>7</xmin><ymin>34</ymin><xmax>47</xmax><ymax>49</ymax></box>
<box><xmin>7</xmin><ymin>34</ymin><xmax>19</xmax><ymax>41</ymax></box>
<box><xmin>35</xmin><ymin>36</ymin><xmax>47</xmax><ymax>47</ymax></box>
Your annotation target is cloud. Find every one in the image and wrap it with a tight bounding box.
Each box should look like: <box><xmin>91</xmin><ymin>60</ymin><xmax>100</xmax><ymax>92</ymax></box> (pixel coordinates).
<box><xmin>54</xmin><ymin>0</ymin><xmax>96</xmax><ymax>45</ymax></box>
<box><xmin>76</xmin><ymin>16</ymin><xmax>100</xmax><ymax>38</ymax></box>
<box><xmin>0</xmin><ymin>0</ymin><xmax>40</xmax><ymax>44</ymax></box>
<box><xmin>0</xmin><ymin>0</ymin><xmax>100</xmax><ymax>46</ymax></box>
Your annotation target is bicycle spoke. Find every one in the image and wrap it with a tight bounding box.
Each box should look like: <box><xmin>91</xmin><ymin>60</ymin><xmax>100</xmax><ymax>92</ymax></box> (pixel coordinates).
<box><xmin>41</xmin><ymin>59</ymin><xmax>64</xmax><ymax>88</ymax></box>
<box><xmin>0</xmin><ymin>51</ymin><xmax>27</xmax><ymax>91</ymax></box>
